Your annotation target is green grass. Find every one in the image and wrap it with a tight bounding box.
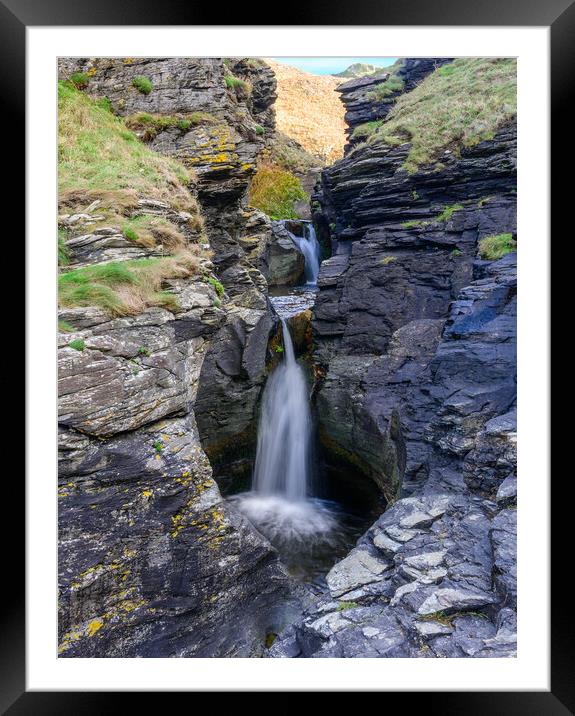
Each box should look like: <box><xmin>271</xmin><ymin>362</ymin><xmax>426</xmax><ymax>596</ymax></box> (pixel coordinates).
<box><xmin>68</xmin><ymin>338</ymin><xmax>85</xmax><ymax>351</ymax></box>
<box><xmin>153</xmin><ymin>440</ymin><xmax>164</xmax><ymax>453</ymax></box>
<box><xmin>435</xmin><ymin>203</ymin><xmax>464</xmax><ymax>222</ymax></box>
<box><xmin>58</xmin><ymin>81</ymin><xmax>194</xmax><ymax>210</ymax></box>
<box><xmin>137</xmin><ymin>346</ymin><xmax>151</xmax><ymax>356</ymax></box>
<box><xmin>70</xmin><ymin>72</ymin><xmax>90</xmax><ymax>89</ymax></box>
<box><xmin>451</xmin><ymin>248</ymin><xmax>462</xmax><ymax>257</ymax></box>
<box><xmin>417</xmin><ymin>610</ymin><xmax>489</xmax><ymax>626</ymax></box>
<box><xmin>379</xmin><ymin>255</ymin><xmax>397</xmax><ymax>265</ymax></box>
<box><xmin>478</xmin><ymin>232</ymin><xmax>516</xmax><ymax>260</ymax></box>
<box><xmin>58</xmin><ymin>229</ymin><xmax>70</xmax><ymax>266</ymax></box>
<box><xmin>336</xmin><ymin>601</ymin><xmax>359</xmax><ymax>612</ymax></box>
<box><xmin>224</xmin><ymin>74</ymin><xmax>251</xmax><ymax>93</ymax></box>
<box><xmin>366</xmin><ymin>76</ymin><xmax>405</xmax><ymax>101</ymax></box>
<box><xmin>402</xmin><ymin>219</ymin><xmax>425</xmax><ymax>229</ymax></box>
<box><xmin>207</xmin><ymin>276</ymin><xmax>225</xmax><ymax>297</ymax></box>
<box><xmin>351</xmin><ymin>120</ymin><xmax>384</xmax><ymax>141</ymax></box>
<box><xmin>273</xmin><ymin>345</ymin><xmax>284</xmax><ymax>354</ymax></box>
<box><xmin>121</xmin><ymin>214</ymin><xmax>188</xmax><ymax>249</ymax></box>
<box><xmin>132</xmin><ymin>76</ymin><xmax>153</xmax><ymax>94</ymax></box>
<box><xmin>361</xmin><ymin>58</ymin><xmax>517</xmax><ymax>173</ymax></box>
<box><xmin>255</xmin><ymin>124</ymin><xmax>265</xmax><ymax>136</ymax></box>
<box><xmin>58</xmin><ymin>320</ymin><xmax>75</xmax><ymax>333</ymax></box>
<box><xmin>125</xmin><ymin>111</ymin><xmax>216</xmax><ymax>141</ymax></box>
<box><xmin>249</xmin><ymin>163</ymin><xmax>308</xmax><ymax>220</ymax></box>
<box><xmin>58</xmin><ymin>250</ymin><xmax>207</xmax><ymax>316</ymax></box>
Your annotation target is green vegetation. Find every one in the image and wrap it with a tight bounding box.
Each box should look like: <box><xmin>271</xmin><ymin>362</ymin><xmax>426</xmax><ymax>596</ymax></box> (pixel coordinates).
<box><xmin>137</xmin><ymin>346</ymin><xmax>151</xmax><ymax>356</ymax></box>
<box><xmin>248</xmin><ymin>163</ymin><xmax>308</xmax><ymax>220</ymax></box>
<box><xmin>417</xmin><ymin>610</ymin><xmax>489</xmax><ymax>627</ymax></box>
<box><xmin>366</xmin><ymin>76</ymin><xmax>405</xmax><ymax>101</ymax></box>
<box><xmin>125</xmin><ymin>111</ymin><xmax>216</xmax><ymax>141</ymax></box>
<box><xmin>255</xmin><ymin>124</ymin><xmax>265</xmax><ymax>136</ymax></box>
<box><xmin>58</xmin><ymin>320</ymin><xmax>75</xmax><ymax>333</ymax></box>
<box><xmin>438</xmin><ymin>64</ymin><xmax>457</xmax><ymax>77</ymax></box>
<box><xmin>132</xmin><ymin>76</ymin><xmax>153</xmax><ymax>95</ymax></box>
<box><xmin>224</xmin><ymin>74</ymin><xmax>251</xmax><ymax>94</ymax></box>
<box><xmin>451</xmin><ymin>248</ymin><xmax>462</xmax><ymax>257</ymax></box>
<box><xmin>336</xmin><ymin>601</ymin><xmax>359</xmax><ymax>612</ymax></box>
<box><xmin>436</xmin><ymin>203</ymin><xmax>464</xmax><ymax>222</ymax></box>
<box><xmin>273</xmin><ymin>345</ymin><xmax>284</xmax><ymax>354</ymax></box>
<box><xmin>58</xmin><ymin>229</ymin><xmax>70</xmax><ymax>266</ymax></box>
<box><xmin>95</xmin><ymin>96</ymin><xmax>113</xmax><ymax>113</ymax></box>
<box><xmin>153</xmin><ymin>440</ymin><xmax>164</xmax><ymax>454</ymax></box>
<box><xmin>478</xmin><ymin>232</ymin><xmax>516</xmax><ymax>260</ymax></box>
<box><xmin>359</xmin><ymin>58</ymin><xmax>517</xmax><ymax>173</ymax></box>
<box><xmin>70</xmin><ymin>72</ymin><xmax>90</xmax><ymax>90</ymax></box>
<box><xmin>351</xmin><ymin>120</ymin><xmax>384</xmax><ymax>141</ymax></box>
<box><xmin>402</xmin><ymin>204</ymin><xmax>464</xmax><ymax>230</ymax></box>
<box><xmin>207</xmin><ymin>276</ymin><xmax>225</xmax><ymax>298</ymax></box>
<box><xmin>121</xmin><ymin>214</ymin><xmax>188</xmax><ymax>249</ymax></box>
<box><xmin>401</xmin><ymin>219</ymin><xmax>425</xmax><ymax>229</ymax></box>
<box><xmin>58</xmin><ymin>249</ymin><xmax>208</xmax><ymax>316</ymax></box>
<box><xmin>379</xmin><ymin>255</ymin><xmax>397</xmax><ymax>265</ymax></box>
<box><xmin>58</xmin><ymin>81</ymin><xmax>194</xmax><ymax>211</ymax></box>
<box><xmin>68</xmin><ymin>338</ymin><xmax>85</xmax><ymax>351</ymax></box>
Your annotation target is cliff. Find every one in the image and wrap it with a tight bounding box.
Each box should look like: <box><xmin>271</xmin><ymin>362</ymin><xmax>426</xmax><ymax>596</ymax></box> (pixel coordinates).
<box><xmin>270</xmin><ymin>58</ymin><xmax>517</xmax><ymax>658</ymax></box>
<box><xmin>57</xmin><ymin>58</ymin><xmax>301</xmax><ymax>657</ymax></box>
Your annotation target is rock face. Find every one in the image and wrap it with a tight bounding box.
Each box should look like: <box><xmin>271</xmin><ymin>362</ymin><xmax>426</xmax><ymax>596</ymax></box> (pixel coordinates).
<box><xmin>57</xmin><ymin>58</ymin><xmax>301</xmax><ymax>657</ymax></box>
<box><xmin>270</xmin><ymin>59</ymin><xmax>517</xmax><ymax>658</ymax></box>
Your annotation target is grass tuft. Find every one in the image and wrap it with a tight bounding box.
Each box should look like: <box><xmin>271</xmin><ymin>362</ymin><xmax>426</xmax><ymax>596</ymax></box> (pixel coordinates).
<box><xmin>224</xmin><ymin>74</ymin><xmax>251</xmax><ymax>94</ymax></box>
<box><xmin>478</xmin><ymin>233</ymin><xmax>516</xmax><ymax>260</ymax></box>
<box><xmin>68</xmin><ymin>338</ymin><xmax>85</xmax><ymax>351</ymax></box>
<box><xmin>70</xmin><ymin>72</ymin><xmax>90</xmax><ymax>90</ymax></box>
<box><xmin>336</xmin><ymin>601</ymin><xmax>359</xmax><ymax>612</ymax></box>
<box><xmin>366</xmin><ymin>76</ymin><xmax>405</xmax><ymax>101</ymax></box>
<box><xmin>132</xmin><ymin>76</ymin><xmax>153</xmax><ymax>95</ymax></box>
<box><xmin>58</xmin><ymin>247</ymin><xmax>210</xmax><ymax>316</ymax></box>
<box><xmin>248</xmin><ymin>163</ymin><xmax>308</xmax><ymax>220</ymax></box>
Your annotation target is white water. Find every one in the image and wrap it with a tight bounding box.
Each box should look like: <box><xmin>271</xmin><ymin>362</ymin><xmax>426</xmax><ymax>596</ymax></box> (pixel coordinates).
<box><xmin>252</xmin><ymin>320</ymin><xmax>311</xmax><ymax>499</ymax></box>
<box><xmin>231</xmin><ymin>321</ymin><xmax>345</xmax><ymax>577</ymax></box>
<box><xmin>285</xmin><ymin>222</ymin><xmax>321</xmax><ymax>286</ymax></box>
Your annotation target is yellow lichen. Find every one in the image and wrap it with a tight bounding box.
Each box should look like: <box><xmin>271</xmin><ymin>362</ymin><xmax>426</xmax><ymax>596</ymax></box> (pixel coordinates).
<box><xmin>86</xmin><ymin>618</ymin><xmax>104</xmax><ymax>637</ymax></box>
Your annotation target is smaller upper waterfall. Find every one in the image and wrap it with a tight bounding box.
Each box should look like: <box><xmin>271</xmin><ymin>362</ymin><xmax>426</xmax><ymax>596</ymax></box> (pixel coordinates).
<box><xmin>284</xmin><ymin>222</ymin><xmax>321</xmax><ymax>286</ymax></box>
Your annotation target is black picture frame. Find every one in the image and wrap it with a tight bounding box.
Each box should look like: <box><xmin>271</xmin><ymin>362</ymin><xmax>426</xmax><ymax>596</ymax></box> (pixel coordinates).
<box><xmin>5</xmin><ymin>0</ymin><xmax>563</xmax><ymax>709</ymax></box>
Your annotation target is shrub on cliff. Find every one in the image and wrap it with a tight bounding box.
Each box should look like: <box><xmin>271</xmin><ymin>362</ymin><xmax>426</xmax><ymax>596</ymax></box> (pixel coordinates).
<box><xmin>360</xmin><ymin>58</ymin><xmax>516</xmax><ymax>173</ymax></box>
<box><xmin>478</xmin><ymin>233</ymin><xmax>517</xmax><ymax>260</ymax></box>
<box><xmin>58</xmin><ymin>81</ymin><xmax>195</xmax><ymax>210</ymax></box>
<box><xmin>132</xmin><ymin>76</ymin><xmax>153</xmax><ymax>94</ymax></box>
<box><xmin>248</xmin><ymin>163</ymin><xmax>308</xmax><ymax>220</ymax></box>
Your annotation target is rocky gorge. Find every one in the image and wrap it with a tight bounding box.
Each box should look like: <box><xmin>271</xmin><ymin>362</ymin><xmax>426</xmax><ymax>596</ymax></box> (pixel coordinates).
<box><xmin>57</xmin><ymin>57</ymin><xmax>517</xmax><ymax>659</ymax></box>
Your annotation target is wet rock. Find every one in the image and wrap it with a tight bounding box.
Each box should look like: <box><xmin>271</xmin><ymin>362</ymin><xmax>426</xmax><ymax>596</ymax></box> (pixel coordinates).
<box><xmin>265</xmin><ymin>221</ymin><xmax>305</xmax><ymax>286</ymax></box>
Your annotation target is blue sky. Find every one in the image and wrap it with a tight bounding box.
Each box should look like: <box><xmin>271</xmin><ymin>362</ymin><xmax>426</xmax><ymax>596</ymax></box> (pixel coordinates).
<box><xmin>271</xmin><ymin>57</ymin><xmax>397</xmax><ymax>76</ymax></box>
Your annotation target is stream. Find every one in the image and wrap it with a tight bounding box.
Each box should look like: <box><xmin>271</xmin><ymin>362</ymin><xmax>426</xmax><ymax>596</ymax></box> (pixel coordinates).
<box><xmin>229</xmin><ymin>220</ymin><xmax>382</xmax><ymax>590</ymax></box>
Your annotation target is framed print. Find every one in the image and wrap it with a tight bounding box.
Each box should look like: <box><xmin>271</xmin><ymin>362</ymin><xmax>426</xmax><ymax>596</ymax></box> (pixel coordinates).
<box><xmin>4</xmin><ymin>0</ymin><xmax>565</xmax><ymax>708</ymax></box>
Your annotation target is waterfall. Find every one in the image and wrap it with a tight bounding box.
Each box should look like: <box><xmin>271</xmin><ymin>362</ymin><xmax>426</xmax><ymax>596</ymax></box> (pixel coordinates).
<box><xmin>231</xmin><ymin>321</ymin><xmax>343</xmax><ymax>568</ymax></box>
<box><xmin>284</xmin><ymin>222</ymin><xmax>321</xmax><ymax>286</ymax></box>
<box><xmin>252</xmin><ymin>320</ymin><xmax>311</xmax><ymax>500</ymax></box>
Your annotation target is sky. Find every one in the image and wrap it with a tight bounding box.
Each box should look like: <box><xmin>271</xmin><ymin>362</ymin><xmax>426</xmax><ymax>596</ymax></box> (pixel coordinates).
<box><xmin>271</xmin><ymin>57</ymin><xmax>397</xmax><ymax>76</ymax></box>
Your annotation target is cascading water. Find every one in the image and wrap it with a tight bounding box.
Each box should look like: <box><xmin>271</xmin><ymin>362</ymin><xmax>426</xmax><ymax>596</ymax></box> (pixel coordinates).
<box><xmin>231</xmin><ymin>320</ymin><xmax>346</xmax><ymax>580</ymax></box>
<box><xmin>252</xmin><ymin>319</ymin><xmax>311</xmax><ymax>500</ymax></box>
<box><xmin>284</xmin><ymin>222</ymin><xmax>321</xmax><ymax>287</ymax></box>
